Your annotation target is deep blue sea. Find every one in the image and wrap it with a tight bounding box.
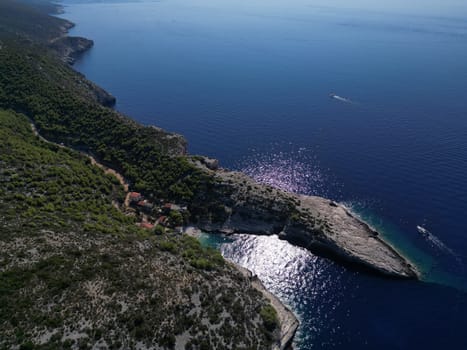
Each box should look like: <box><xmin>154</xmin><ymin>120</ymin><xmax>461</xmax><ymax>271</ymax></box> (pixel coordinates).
<box><xmin>61</xmin><ymin>0</ymin><xmax>467</xmax><ymax>348</ymax></box>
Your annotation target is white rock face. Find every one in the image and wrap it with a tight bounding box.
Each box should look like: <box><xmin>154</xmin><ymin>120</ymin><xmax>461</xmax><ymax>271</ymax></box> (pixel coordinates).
<box><xmin>285</xmin><ymin>196</ymin><xmax>418</xmax><ymax>278</ymax></box>
<box><xmin>197</xmin><ymin>168</ymin><xmax>419</xmax><ymax>279</ymax></box>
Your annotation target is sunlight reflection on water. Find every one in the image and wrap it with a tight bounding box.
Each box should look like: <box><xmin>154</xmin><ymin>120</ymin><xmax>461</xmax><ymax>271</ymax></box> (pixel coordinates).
<box><xmin>219</xmin><ymin>234</ymin><xmax>350</xmax><ymax>347</ymax></box>
<box><xmin>238</xmin><ymin>146</ymin><xmax>332</xmax><ymax>197</ymax></box>
<box><xmin>226</xmin><ymin>147</ymin><xmax>352</xmax><ymax>347</ymax></box>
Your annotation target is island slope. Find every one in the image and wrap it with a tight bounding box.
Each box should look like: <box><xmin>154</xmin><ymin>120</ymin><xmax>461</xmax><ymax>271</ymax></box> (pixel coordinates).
<box><xmin>0</xmin><ymin>109</ymin><xmax>291</xmax><ymax>349</ymax></box>
<box><xmin>0</xmin><ymin>0</ymin><xmax>418</xmax><ymax>280</ymax></box>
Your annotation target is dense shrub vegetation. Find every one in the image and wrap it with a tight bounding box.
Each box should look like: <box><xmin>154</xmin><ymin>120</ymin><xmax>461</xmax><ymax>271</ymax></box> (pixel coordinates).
<box><xmin>0</xmin><ymin>0</ymin><xmax>229</xmax><ymax>223</ymax></box>
<box><xmin>0</xmin><ymin>1</ymin><xmax>282</xmax><ymax>348</ymax></box>
<box><xmin>0</xmin><ymin>110</ymin><xmax>134</xmax><ymax>238</ymax></box>
<box><xmin>0</xmin><ymin>109</ymin><xmax>278</xmax><ymax>349</ymax></box>
<box><xmin>0</xmin><ymin>41</ymin><xmax>214</xmax><ymax>203</ymax></box>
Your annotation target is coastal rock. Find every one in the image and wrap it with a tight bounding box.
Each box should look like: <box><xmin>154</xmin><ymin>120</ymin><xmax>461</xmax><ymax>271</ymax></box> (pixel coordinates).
<box><xmin>48</xmin><ymin>20</ymin><xmax>117</xmax><ymax>107</ymax></box>
<box><xmin>234</xmin><ymin>265</ymin><xmax>299</xmax><ymax>350</ymax></box>
<box><xmin>195</xmin><ymin>166</ymin><xmax>419</xmax><ymax>279</ymax></box>
<box><xmin>50</xmin><ymin>36</ymin><xmax>94</xmax><ymax>65</ymax></box>
<box><xmin>281</xmin><ymin>195</ymin><xmax>417</xmax><ymax>278</ymax></box>
<box><xmin>149</xmin><ymin>126</ymin><xmax>188</xmax><ymax>155</ymax></box>
<box><xmin>73</xmin><ymin>71</ymin><xmax>116</xmax><ymax>107</ymax></box>
<box><xmin>200</xmin><ymin>156</ymin><xmax>219</xmax><ymax>170</ymax></box>
<box><xmin>88</xmin><ymin>81</ymin><xmax>116</xmax><ymax>107</ymax></box>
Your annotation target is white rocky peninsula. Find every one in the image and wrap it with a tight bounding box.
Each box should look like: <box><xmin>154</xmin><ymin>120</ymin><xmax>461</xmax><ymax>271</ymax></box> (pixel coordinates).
<box><xmin>194</xmin><ymin>158</ymin><xmax>418</xmax><ymax>279</ymax></box>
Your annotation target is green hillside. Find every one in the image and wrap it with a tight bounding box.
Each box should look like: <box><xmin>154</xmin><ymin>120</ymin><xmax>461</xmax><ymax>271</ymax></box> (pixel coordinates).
<box><xmin>0</xmin><ymin>0</ymin><xmax>282</xmax><ymax>348</ymax></box>
<box><xmin>0</xmin><ymin>109</ymin><xmax>277</xmax><ymax>349</ymax></box>
<box><xmin>0</xmin><ymin>0</ymin><xmax>230</xmax><ymax>223</ymax></box>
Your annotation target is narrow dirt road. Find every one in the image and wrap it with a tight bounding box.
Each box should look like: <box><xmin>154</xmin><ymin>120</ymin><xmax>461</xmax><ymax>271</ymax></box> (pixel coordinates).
<box><xmin>31</xmin><ymin>122</ymin><xmax>131</xmax><ymax>207</ymax></box>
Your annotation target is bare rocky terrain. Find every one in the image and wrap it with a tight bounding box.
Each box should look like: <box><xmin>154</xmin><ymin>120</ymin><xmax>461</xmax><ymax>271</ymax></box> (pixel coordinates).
<box><xmin>193</xmin><ymin>163</ymin><xmax>418</xmax><ymax>279</ymax></box>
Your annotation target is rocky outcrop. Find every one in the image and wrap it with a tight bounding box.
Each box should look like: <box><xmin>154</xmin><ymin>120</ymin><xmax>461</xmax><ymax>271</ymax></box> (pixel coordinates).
<box><xmin>149</xmin><ymin>126</ymin><xmax>188</xmax><ymax>155</ymax></box>
<box><xmin>234</xmin><ymin>265</ymin><xmax>299</xmax><ymax>350</ymax></box>
<box><xmin>281</xmin><ymin>195</ymin><xmax>418</xmax><ymax>278</ymax></box>
<box><xmin>194</xmin><ymin>166</ymin><xmax>419</xmax><ymax>279</ymax></box>
<box><xmin>48</xmin><ymin>36</ymin><xmax>116</xmax><ymax>107</ymax></box>
<box><xmin>85</xmin><ymin>79</ymin><xmax>116</xmax><ymax>107</ymax></box>
<box><xmin>50</xmin><ymin>36</ymin><xmax>93</xmax><ymax>65</ymax></box>
<box><xmin>47</xmin><ymin>19</ymin><xmax>116</xmax><ymax>107</ymax></box>
<box><xmin>199</xmin><ymin>156</ymin><xmax>220</xmax><ymax>170</ymax></box>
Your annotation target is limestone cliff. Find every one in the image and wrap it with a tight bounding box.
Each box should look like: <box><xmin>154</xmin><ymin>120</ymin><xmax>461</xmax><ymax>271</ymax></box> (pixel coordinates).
<box><xmin>50</xmin><ymin>35</ymin><xmax>93</xmax><ymax>64</ymax></box>
<box><xmin>193</xmin><ymin>160</ymin><xmax>418</xmax><ymax>279</ymax></box>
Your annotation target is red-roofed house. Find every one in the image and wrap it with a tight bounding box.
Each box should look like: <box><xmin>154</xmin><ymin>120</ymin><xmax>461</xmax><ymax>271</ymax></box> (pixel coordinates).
<box><xmin>137</xmin><ymin>200</ymin><xmax>153</xmax><ymax>208</ymax></box>
<box><xmin>139</xmin><ymin>222</ymin><xmax>154</xmax><ymax>230</ymax></box>
<box><xmin>157</xmin><ymin>216</ymin><xmax>168</xmax><ymax>226</ymax></box>
<box><xmin>129</xmin><ymin>192</ymin><xmax>142</xmax><ymax>202</ymax></box>
<box><xmin>135</xmin><ymin>200</ymin><xmax>154</xmax><ymax>214</ymax></box>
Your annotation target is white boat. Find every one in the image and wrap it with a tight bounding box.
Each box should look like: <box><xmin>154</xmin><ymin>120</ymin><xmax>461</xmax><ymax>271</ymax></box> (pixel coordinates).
<box><xmin>417</xmin><ymin>225</ymin><xmax>428</xmax><ymax>235</ymax></box>
<box><xmin>329</xmin><ymin>92</ymin><xmax>352</xmax><ymax>103</ymax></box>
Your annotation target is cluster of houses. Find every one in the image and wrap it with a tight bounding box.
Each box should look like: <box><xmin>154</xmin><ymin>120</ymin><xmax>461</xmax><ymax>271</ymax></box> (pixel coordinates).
<box><xmin>127</xmin><ymin>192</ymin><xmax>187</xmax><ymax>232</ymax></box>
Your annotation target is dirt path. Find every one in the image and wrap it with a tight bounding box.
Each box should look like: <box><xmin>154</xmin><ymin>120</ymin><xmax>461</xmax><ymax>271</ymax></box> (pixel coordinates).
<box><xmin>88</xmin><ymin>156</ymin><xmax>132</xmax><ymax>209</ymax></box>
<box><xmin>31</xmin><ymin>122</ymin><xmax>130</xmax><ymax>205</ymax></box>
<box><xmin>88</xmin><ymin>156</ymin><xmax>129</xmax><ymax>192</ymax></box>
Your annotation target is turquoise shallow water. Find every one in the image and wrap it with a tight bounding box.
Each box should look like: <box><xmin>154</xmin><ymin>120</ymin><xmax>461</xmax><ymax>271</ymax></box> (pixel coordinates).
<box><xmin>61</xmin><ymin>0</ymin><xmax>467</xmax><ymax>348</ymax></box>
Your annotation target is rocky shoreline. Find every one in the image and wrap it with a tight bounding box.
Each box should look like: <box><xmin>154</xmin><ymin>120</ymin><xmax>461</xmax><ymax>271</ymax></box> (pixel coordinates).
<box><xmin>234</xmin><ymin>264</ymin><xmax>299</xmax><ymax>350</ymax></box>
<box><xmin>48</xmin><ymin>13</ymin><xmax>117</xmax><ymax>107</ymax></box>
<box><xmin>193</xmin><ymin>162</ymin><xmax>419</xmax><ymax>279</ymax></box>
<box><xmin>51</xmin><ymin>5</ymin><xmax>419</xmax><ymax>348</ymax></box>
<box><xmin>185</xmin><ymin>228</ymin><xmax>299</xmax><ymax>349</ymax></box>
<box><xmin>50</xmin><ymin>35</ymin><xmax>93</xmax><ymax>65</ymax></box>
<box><xmin>48</xmin><ymin>25</ymin><xmax>303</xmax><ymax>347</ymax></box>
<box><xmin>47</xmin><ymin>7</ymin><xmax>417</xmax><ymax>279</ymax></box>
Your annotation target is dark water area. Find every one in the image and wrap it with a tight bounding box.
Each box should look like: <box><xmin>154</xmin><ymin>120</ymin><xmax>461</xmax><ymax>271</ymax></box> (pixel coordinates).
<box><xmin>61</xmin><ymin>0</ymin><xmax>467</xmax><ymax>348</ymax></box>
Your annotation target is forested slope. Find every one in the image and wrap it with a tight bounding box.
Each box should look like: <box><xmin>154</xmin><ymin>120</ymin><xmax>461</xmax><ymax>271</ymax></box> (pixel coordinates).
<box><xmin>0</xmin><ymin>1</ymin><xmax>284</xmax><ymax>348</ymax></box>
<box><xmin>0</xmin><ymin>109</ymin><xmax>279</xmax><ymax>349</ymax></box>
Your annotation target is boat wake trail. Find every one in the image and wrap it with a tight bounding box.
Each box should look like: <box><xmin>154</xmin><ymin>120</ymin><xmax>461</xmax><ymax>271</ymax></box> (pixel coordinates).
<box><xmin>333</xmin><ymin>95</ymin><xmax>352</xmax><ymax>103</ymax></box>
<box><xmin>329</xmin><ymin>93</ymin><xmax>354</xmax><ymax>104</ymax></box>
<box><xmin>417</xmin><ymin>225</ymin><xmax>460</xmax><ymax>261</ymax></box>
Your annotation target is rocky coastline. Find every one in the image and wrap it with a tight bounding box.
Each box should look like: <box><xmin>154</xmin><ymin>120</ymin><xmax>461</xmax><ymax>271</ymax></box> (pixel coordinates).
<box><xmin>47</xmin><ymin>12</ymin><xmax>301</xmax><ymax>348</ymax></box>
<box><xmin>50</xmin><ymin>35</ymin><xmax>93</xmax><ymax>64</ymax></box>
<box><xmin>50</xmin><ymin>6</ymin><xmax>418</xmax><ymax>349</ymax></box>
<box><xmin>193</xmin><ymin>160</ymin><xmax>419</xmax><ymax>279</ymax></box>
<box><xmin>45</xmin><ymin>7</ymin><xmax>418</xmax><ymax>281</ymax></box>
<box><xmin>48</xmin><ymin>15</ymin><xmax>117</xmax><ymax>107</ymax></box>
<box><xmin>233</xmin><ymin>264</ymin><xmax>299</xmax><ymax>350</ymax></box>
<box><xmin>45</xmin><ymin>9</ymin><xmax>418</xmax><ymax>279</ymax></box>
